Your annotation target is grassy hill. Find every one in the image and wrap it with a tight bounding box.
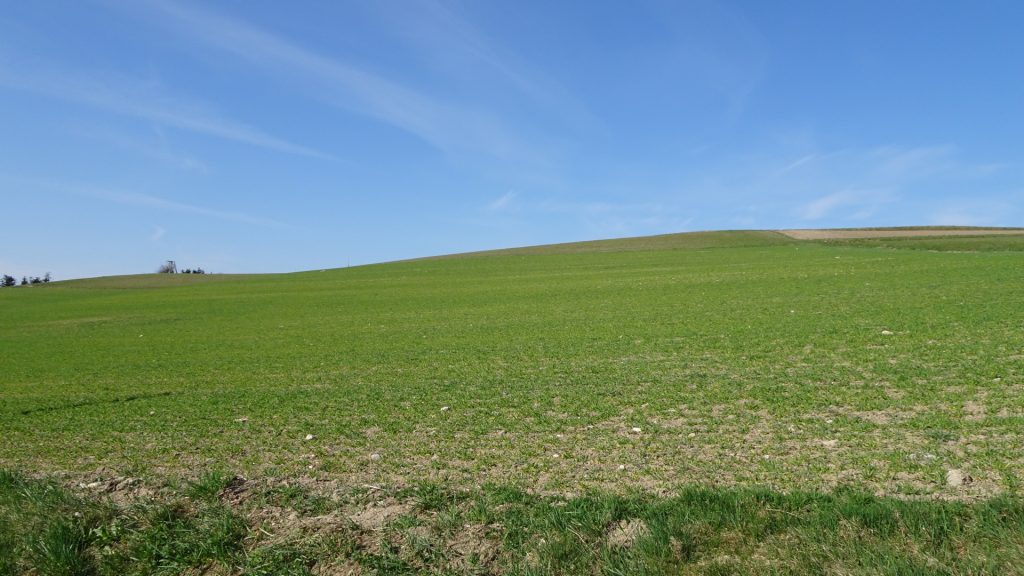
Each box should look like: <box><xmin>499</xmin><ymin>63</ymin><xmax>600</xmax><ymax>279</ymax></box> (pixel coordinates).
<box><xmin>3</xmin><ymin>229</ymin><xmax>1024</xmax><ymax>574</ymax></box>
<box><xmin>426</xmin><ymin>229</ymin><xmax>796</xmax><ymax>258</ymax></box>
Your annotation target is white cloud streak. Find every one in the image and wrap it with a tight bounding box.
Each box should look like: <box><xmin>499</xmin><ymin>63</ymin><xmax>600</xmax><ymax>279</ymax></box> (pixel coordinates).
<box><xmin>486</xmin><ymin>191</ymin><xmax>517</xmax><ymax>212</ymax></box>
<box><xmin>0</xmin><ymin>55</ymin><xmax>328</xmax><ymax>159</ymax></box>
<box><xmin>481</xmin><ymin>192</ymin><xmax>697</xmax><ymax>239</ymax></box>
<box><xmin>130</xmin><ymin>0</ymin><xmax>541</xmax><ymax>161</ymax></box>
<box><xmin>364</xmin><ymin>0</ymin><xmax>591</xmax><ymax>127</ymax></box>
<box><xmin>747</xmin><ymin>143</ymin><xmax>1004</xmax><ymax>223</ymax></box>
<box><xmin>74</xmin><ymin>126</ymin><xmax>210</xmax><ymax>173</ymax></box>
<box><xmin>777</xmin><ymin>154</ymin><xmax>816</xmax><ymax>175</ymax></box>
<box><xmin>799</xmin><ymin>189</ymin><xmax>896</xmax><ymax>221</ymax></box>
<box><xmin>94</xmin><ymin>189</ymin><xmax>288</xmax><ymax>228</ymax></box>
<box><xmin>3</xmin><ymin>174</ymin><xmax>290</xmax><ymax>228</ymax></box>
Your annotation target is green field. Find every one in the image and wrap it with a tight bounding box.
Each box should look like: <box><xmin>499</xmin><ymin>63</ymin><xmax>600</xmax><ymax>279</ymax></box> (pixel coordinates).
<box><xmin>819</xmin><ymin>234</ymin><xmax>1024</xmax><ymax>252</ymax></box>
<box><xmin>3</xmin><ymin>230</ymin><xmax>1024</xmax><ymax>574</ymax></box>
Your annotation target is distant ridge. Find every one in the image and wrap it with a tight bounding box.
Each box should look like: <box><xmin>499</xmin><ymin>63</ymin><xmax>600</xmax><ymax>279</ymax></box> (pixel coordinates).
<box><xmin>780</xmin><ymin>226</ymin><xmax>1024</xmax><ymax>240</ymax></box>
<box><xmin>423</xmin><ymin>230</ymin><xmax>793</xmax><ymax>260</ymax></box>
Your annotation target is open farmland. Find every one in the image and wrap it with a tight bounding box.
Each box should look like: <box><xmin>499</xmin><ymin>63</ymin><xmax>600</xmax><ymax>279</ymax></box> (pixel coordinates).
<box><xmin>3</xmin><ymin>230</ymin><xmax>1024</xmax><ymax>574</ymax></box>
<box><xmin>779</xmin><ymin>226</ymin><xmax>1024</xmax><ymax>240</ymax></box>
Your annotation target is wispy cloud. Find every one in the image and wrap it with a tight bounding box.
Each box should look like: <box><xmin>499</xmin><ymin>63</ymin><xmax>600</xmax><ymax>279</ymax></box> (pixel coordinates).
<box><xmin>712</xmin><ymin>142</ymin><xmax>1011</xmax><ymax>224</ymax></box>
<box><xmin>869</xmin><ymin>144</ymin><xmax>956</xmax><ymax>179</ymax></box>
<box><xmin>799</xmin><ymin>189</ymin><xmax>896</xmax><ymax>221</ymax></box>
<box><xmin>0</xmin><ymin>54</ymin><xmax>328</xmax><ymax>158</ymax></box>
<box><xmin>73</xmin><ymin>125</ymin><xmax>210</xmax><ymax>173</ymax></box>
<box><xmin>480</xmin><ymin>192</ymin><xmax>696</xmax><ymax>238</ymax></box>
<box><xmin>94</xmin><ymin>189</ymin><xmax>288</xmax><ymax>228</ymax></box>
<box><xmin>3</xmin><ymin>174</ymin><xmax>290</xmax><ymax>228</ymax></box>
<box><xmin>149</xmin><ymin>225</ymin><xmax>167</xmax><ymax>242</ymax></box>
<box><xmin>363</xmin><ymin>0</ymin><xmax>593</xmax><ymax>129</ymax></box>
<box><xmin>127</xmin><ymin>0</ymin><xmax>549</xmax><ymax>162</ymax></box>
<box><xmin>777</xmin><ymin>154</ymin><xmax>816</xmax><ymax>175</ymax></box>
<box><xmin>654</xmin><ymin>0</ymin><xmax>768</xmax><ymax>122</ymax></box>
<box><xmin>926</xmin><ymin>197</ymin><xmax>1021</xmax><ymax>227</ymax></box>
<box><xmin>486</xmin><ymin>191</ymin><xmax>517</xmax><ymax>212</ymax></box>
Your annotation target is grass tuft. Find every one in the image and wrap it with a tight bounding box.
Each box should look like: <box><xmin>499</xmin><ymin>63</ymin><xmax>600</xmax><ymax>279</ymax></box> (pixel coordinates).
<box><xmin>187</xmin><ymin>470</ymin><xmax>235</xmax><ymax>501</ymax></box>
<box><xmin>31</xmin><ymin>518</ymin><xmax>96</xmax><ymax>576</ymax></box>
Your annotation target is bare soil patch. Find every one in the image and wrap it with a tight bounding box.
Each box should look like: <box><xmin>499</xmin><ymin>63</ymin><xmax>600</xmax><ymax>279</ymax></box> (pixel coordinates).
<box><xmin>607</xmin><ymin>519</ymin><xmax>649</xmax><ymax>548</ymax></box>
<box><xmin>348</xmin><ymin>501</ymin><xmax>412</xmax><ymax>531</ymax></box>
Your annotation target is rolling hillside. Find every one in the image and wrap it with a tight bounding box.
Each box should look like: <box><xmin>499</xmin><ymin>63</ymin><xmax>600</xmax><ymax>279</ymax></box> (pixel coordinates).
<box><xmin>3</xmin><ymin>229</ymin><xmax>1024</xmax><ymax>574</ymax></box>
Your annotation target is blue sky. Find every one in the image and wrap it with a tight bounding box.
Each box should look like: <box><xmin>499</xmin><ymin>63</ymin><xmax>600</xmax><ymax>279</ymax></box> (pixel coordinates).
<box><xmin>2</xmin><ymin>1</ymin><xmax>1023</xmax><ymax>279</ymax></box>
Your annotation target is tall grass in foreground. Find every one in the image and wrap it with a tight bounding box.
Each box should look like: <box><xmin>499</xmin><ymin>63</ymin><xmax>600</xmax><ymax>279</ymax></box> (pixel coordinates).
<box><xmin>2</xmin><ymin>469</ymin><xmax>1022</xmax><ymax>575</ymax></box>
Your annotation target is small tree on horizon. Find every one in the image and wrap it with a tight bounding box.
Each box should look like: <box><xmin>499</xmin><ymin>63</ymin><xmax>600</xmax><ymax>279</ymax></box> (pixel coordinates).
<box><xmin>1</xmin><ymin>275</ymin><xmax>14</xmax><ymax>287</ymax></box>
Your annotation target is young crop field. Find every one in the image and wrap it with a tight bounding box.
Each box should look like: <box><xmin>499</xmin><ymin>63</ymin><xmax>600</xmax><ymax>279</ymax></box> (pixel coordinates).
<box><xmin>3</xmin><ymin>230</ymin><xmax>1024</xmax><ymax>574</ymax></box>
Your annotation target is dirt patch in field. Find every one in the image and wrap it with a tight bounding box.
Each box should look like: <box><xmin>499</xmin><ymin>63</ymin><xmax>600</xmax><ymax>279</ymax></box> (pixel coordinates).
<box><xmin>779</xmin><ymin>228</ymin><xmax>1024</xmax><ymax>240</ymax></box>
<box><xmin>71</xmin><ymin>470</ymin><xmax>155</xmax><ymax>505</ymax></box>
<box><xmin>607</xmin><ymin>519</ymin><xmax>649</xmax><ymax>548</ymax></box>
<box><xmin>312</xmin><ymin>560</ymin><xmax>364</xmax><ymax>576</ymax></box>
<box><xmin>257</xmin><ymin>510</ymin><xmax>352</xmax><ymax>546</ymax></box>
<box><xmin>963</xmin><ymin>401</ymin><xmax>987</xmax><ymax>422</ymax></box>
<box><xmin>348</xmin><ymin>501</ymin><xmax>413</xmax><ymax>531</ymax></box>
<box><xmin>450</xmin><ymin>523</ymin><xmax>501</xmax><ymax>568</ymax></box>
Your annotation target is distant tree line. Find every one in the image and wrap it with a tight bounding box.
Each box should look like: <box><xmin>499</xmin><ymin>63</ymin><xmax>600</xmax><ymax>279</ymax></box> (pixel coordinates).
<box><xmin>1</xmin><ymin>273</ymin><xmax>51</xmax><ymax>287</ymax></box>
<box><xmin>157</xmin><ymin>261</ymin><xmax>206</xmax><ymax>274</ymax></box>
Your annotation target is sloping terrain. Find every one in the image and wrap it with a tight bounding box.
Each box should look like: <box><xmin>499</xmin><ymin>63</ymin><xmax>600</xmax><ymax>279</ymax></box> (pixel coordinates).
<box><xmin>430</xmin><ymin>229</ymin><xmax>794</xmax><ymax>257</ymax></box>
<box><xmin>3</xmin><ymin>230</ymin><xmax>1023</xmax><ymax>496</ymax></box>
<box><xmin>3</xmin><ymin>229</ymin><xmax>1024</xmax><ymax>574</ymax></box>
<box><xmin>780</xmin><ymin>226</ymin><xmax>1024</xmax><ymax>240</ymax></box>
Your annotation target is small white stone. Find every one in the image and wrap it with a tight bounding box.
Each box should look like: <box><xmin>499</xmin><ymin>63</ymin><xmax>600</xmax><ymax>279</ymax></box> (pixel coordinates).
<box><xmin>687</xmin><ymin>432</ymin><xmax>696</xmax><ymax>438</ymax></box>
<box><xmin>552</xmin><ymin>453</ymin><xmax>560</xmax><ymax>458</ymax></box>
<box><xmin>441</xmin><ymin>406</ymin><xmax>450</xmax><ymax>412</ymax></box>
<box><xmin>304</xmin><ymin>434</ymin><xmax>315</xmax><ymax>441</ymax></box>
<box><xmin>149</xmin><ymin>410</ymin><xmax>155</xmax><ymax>416</ymax></box>
<box><xmin>618</xmin><ymin>464</ymin><xmax>626</xmax><ymax>471</ymax></box>
<box><xmin>370</xmin><ymin>453</ymin><xmax>382</xmax><ymax>461</ymax></box>
<box><xmin>881</xmin><ymin>330</ymin><xmax>893</xmax><ymax>335</ymax></box>
<box><xmin>631</xmin><ymin>427</ymin><xmax>642</xmax><ymax>433</ymax></box>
